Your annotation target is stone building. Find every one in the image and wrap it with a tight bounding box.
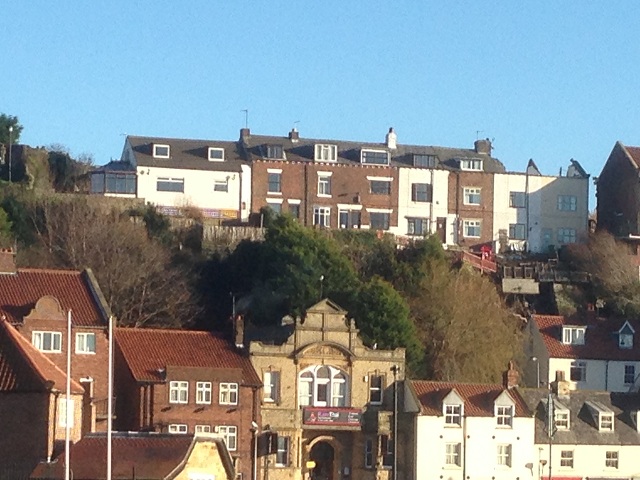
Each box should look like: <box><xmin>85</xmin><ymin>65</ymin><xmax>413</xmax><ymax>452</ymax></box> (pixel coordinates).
<box><xmin>248</xmin><ymin>299</ymin><xmax>407</xmax><ymax>480</ymax></box>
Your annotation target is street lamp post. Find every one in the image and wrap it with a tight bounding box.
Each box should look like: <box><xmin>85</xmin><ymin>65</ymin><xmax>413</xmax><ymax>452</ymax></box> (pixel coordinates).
<box><xmin>8</xmin><ymin>125</ymin><xmax>13</xmax><ymax>182</ymax></box>
<box><xmin>531</xmin><ymin>356</ymin><xmax>540</xmax><ymax>387</ymax></box>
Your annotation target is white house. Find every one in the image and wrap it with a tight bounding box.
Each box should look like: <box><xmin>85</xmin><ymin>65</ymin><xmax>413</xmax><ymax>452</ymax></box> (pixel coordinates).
<box><xmin>492</xmin><ymin>159</ymin><xmax>589</xmax><ymax>253</ymax></box>
<box><xmin>405</xmin><ymin>375</ymin><xmax>536</xmax><ymax>480</ymax></box>
<box><xmin>529</xmin><ymin>313</ymin><xmax>640</xmax><ymax>392</ymax></box>
<box><xmin>91</xmin><ymin>135</ymin><xmax>252</xmax><ymax>221</ymax></box>
<box><xmin>520</xmin><ymin>384</ymin><xmax>640</xmax><ymax>480</ymax></box>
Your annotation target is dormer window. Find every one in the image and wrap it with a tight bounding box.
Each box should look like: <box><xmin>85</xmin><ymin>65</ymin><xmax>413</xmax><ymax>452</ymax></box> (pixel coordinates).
<box><xmin>618</xmin><ymin>321</ymin><xmax>635</xmax><ymax>349</ymax></box>
<box><xmin>444</xmin><ymin>404</ymin><xmax>462</xmax><ymax>425</ymax></box>
<box><xmin>547</xmin><ymin>399</ymin><xmax>570</xmax><ymax>430</ymax></box>
<box><xmin>496</xmin><ymin>405</ymin><xmax>513</xmax><ymax>427</ymax></box>
<box><xmin>460</xmin><ymin>158</ymin><xmax>483</xmax><ymax>171</ymax></box>
<box><xmin>315</xmin><ymin>144</ymin><xmax>337</xmax><ymax>162</ymax></box>
<box><xmin>562</xmin><ymin>326</ymin><xmax>586</xmax><ymax>345</ymax></box>
<box><xmin>153</xmin><ymin>144</ymin><xmax>170</xmax><ymax>158</ymax></box>
<box><xmin>361</xmin><ymin>149</ymin><xmax>389</xmax><ymax>165</ymax></box>
<box><xmin>586</xmin><ymin>401</ymin><xmax>615</xmax><ymax>432</ymax></box>
<box><xmin>413</xmin><ymin>154</ymin><xmax>437</xmax><ymax>168</ymax></box>
<box><xmin>600</xmin><ymin>413</ymin><xmax>614</xmax><ymax>431</ymax></box>
<box><xmin>208</xmin><ymin>147</ymin><xmax>225</xmax><ymax>162</ymax></box>
<box><xmin>266</xmin><ymin>145</ymin><xmax>284</xmax><ymax>159</ymax></box>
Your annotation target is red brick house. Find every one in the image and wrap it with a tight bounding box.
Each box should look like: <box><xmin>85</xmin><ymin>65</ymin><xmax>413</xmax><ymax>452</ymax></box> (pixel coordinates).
<box><xmin>114</xmin><ymin>328</ymin><xmax>261</xmax><ymax>480</ymax></box>
<box><xmin>30</xmin><ymin>432</ymin><xmax>236</xmax><ymax>480</ymax></box>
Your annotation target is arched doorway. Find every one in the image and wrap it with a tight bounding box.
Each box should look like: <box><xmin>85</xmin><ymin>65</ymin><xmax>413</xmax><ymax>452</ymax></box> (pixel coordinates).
<box><xmin>309</xmin><ymin>441</ymin><xmax>334</xmax><ymax>480</ymax></box>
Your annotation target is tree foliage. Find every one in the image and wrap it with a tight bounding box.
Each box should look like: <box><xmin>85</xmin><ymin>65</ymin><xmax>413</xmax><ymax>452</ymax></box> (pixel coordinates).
<box><xmin>0</xmin><ymin>114</ymin><xmax>23</xmax><ymax>145</ymax></box>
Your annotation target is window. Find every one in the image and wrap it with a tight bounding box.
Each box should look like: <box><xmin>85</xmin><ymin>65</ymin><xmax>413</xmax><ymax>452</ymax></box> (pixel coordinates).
<box><xmin>168</xmin><ymin>424</ymin><xmax>188</xmax><ymax>434</ymax></box>
<box><xmin>557</xmin><ymin>228</ymin><xmax>577</xmax><ymax>244</ymax></box>
<box><xmin>620</xmin><ymin>333</ymin><xmax>634</xmax><ymax>349</ymax></box>
<box><xmin>625</xmin><ymin>365</ymin><xmax>636</xmax><ymax>385</ymax></box>
<box><xmin>411</xmin><ymin>183</ymin><xmax>432</xmax><ymax>202</ymax></box>
<box><xmin>315</xmin><ymin>144</ymin><xmax>337</xmax><ymax>162</ymax></box>
<box><xmin>370</xmin><ymin>212</ymin><xmax>390</xmax><ymax>230</ymax></box>
<box><xmin>369</xmin><ymin>374</ymin><xmax>383</xmax><ymax>404</ymax></box>
<box><xmin>445</xmin><ymin>443</ymin><xmax>461</xmax><ymax>466</ymax></box>
<box><xmin>58</xmin><ymin>398</ymin><xmax>74</xmax><ymax>428</ymax></box>
<box><xmin>289</xmin><ymin>203</ymin><xmax>300</xmax><ymax>220</ymax></box>
<box><xmin>496</xmin><ymin>405</ymin><xmax>513</xmax><ymax>427</ymax></box>
<box><xmin>169</xmin><ymin>381</ymin><xmax>189</xmax><ymax>404</ymax></box>
<box><xmin>444</xmin><ymin>404</ymin><xmax>462</xmax><ymax>425</ymax></box>
<box><xmin>370</xmin><ymin>180</ymin><xmax>391</xmax><ymax>195</ymax></box>
<box><xmin>496</xmin><ymin>444</ymin><xmax>512</xmax><ymax>467</ymax></box>
<box><xmin>195</xmin><ymin>425</ymin><xmax>211</xmax><ymax>433</ymax></box>
<box><xmin>263</xmin><ymin>371</ymin><xmax>280</xmax><ymax>403</ymax></box>
<box><xmin>92</xmin><ymin>172</ymin><xmax>136</xmax><ymax>194</ymax></box>
<box><xmin>75</xmin><ymin>332</ymin><xmax>96</xmax><ymax>354</ymax></box>
<box><xmin>381</xmin><ymin>435</ymin><xmax>393</xmax><ymax>468</ymax></box>
<box><xmin>219</xmin><ymin>383</ymin><xmax>239</xmax><ymax>405</ymax></box>
<box><xmin>563</xmin><ymin>327</ymin><xmax>586</xmax><ymax>345</ymax></box>
<box><xmin>339</xmin><ymin>210</ymin><xmax>361</xmax><ymax>229</ymax></box>
<box><xmin>267</xmin><ymin>202</ymin><xmax>282</xmax><ymax>214</ymax></box>
<box><xmin>218</xmin><ymin>425</ymin><xmax>237</xmax><ymax>450</ymax></box>
<box><xmin>570</xmin><ymin>361</ymin><xmax>586</xmax><ymax>382</ymax></box>
<box><xmin>605</xmin><ymin>450</ymin><xmax>619</xmax><ymax>469</ymax></box>
<box><xmin>361</xmin><ymin>149</ymin><xmax>389</xmax><ymax>165</ymax></box>
<box><xmin>413</xmin><ymin>154</ymin><xmax>437</xmax><ymax>168</ymax></box>
<box><xmin>266</xmin><ymin>145</ymin><xmax>283</xmax><ymax>159</ymax></box>
<box><xmin>600</xmin><ymin>413</ymin><xmax>614</xmax><ymax>431</ymax></box>
<box><xmin>460</xmin><ymin>158</ymin><xmax>482</xmax><ymax>171</ymax></box>
<box><xmin>408</xmin><ymin>218</ymin><xmax>428</xmax><ymax>236</ymax></box>
<box><xmin>509</xmin><ymin>191</ymin><xmax>526</xmax><ymax>208</ymax></box>
<box><xmin>157</xmin><ymin>177</ymin><xmax>184</xmax><ymax>192</ymax></box>
<box><xmin>153</xmin><ymin>144</ymin><xmax>170</xmax><ymax>158</ymax></box>
<box><xmin>267</xmin><ymin>172</ymin><xmax>282</xmax><ymax>193</ymax></box>
<box><xmin>463</xmin><ymin>220</ymin><xmax>481</xmax><ymax>238</ymax></box>
<box><xmin>275</xmin><ymin>436</ymin><xmax>290</xmax><ymax>467</ymax></box>
<box><xmin>32</xmin><ymin>331</ymin><xmax>62</xmax><ymax>353</ymax></box>
<box><xmin>555</xmin><ymin>410</ymin><xmax>570</xmax><ymax>430</ymax></box>
<box><xmin>509</xmin><ymin>223</ymin><xmax>526</xmax><ymax>240</ymax></box>
<box><xmin>364</xmin><ymin>439</ymin><xmax>374</xmax><ymax>468</ymax></box>
<box><xmin>313</xmin><ymin>207</ymin><xmax>331</xmax><ymax>227</ymax></box>
<box><xmin>214</xmin><ymin>179</ymin><xmax>229</xmax><ymax>192</ymax></box>
<box><xmin>560</xmin><ymin>450</ymin><xmax>574</xmax><ymax>468</ymax></box>
<box><xmin>463</xmin><ymin>187</ymin><xmax>481</xmax><ymax>205</ymax></box>
<box><xmin>318</xmin><ymin>175</ymin><xmax>332</xmax><ymax>196</ymax></box>
<box><xmin>298</xmin><ymin>365</ymin><xmax>349</xmax><ymax>407</ymax></box>
<box><xmin>558</xmin><ymin>195</ymin><xmax>577</xmax><ymax>211</ymax></box>
<box><xmin>208</xmin><ymin>147</ymin><xmax>225</xmax><ymax>161</ymax></box>
<box><xmin>196</xmin><ymin>382</ymin><xmax>212</xmax><ymax>404</ymax></box>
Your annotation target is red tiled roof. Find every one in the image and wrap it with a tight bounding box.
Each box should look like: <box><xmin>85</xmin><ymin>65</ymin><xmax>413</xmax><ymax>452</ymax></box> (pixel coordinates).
<box><xmin>0</xmin><ymin>319</ymin><xmax>83</xmax><ymax>393</ymax></box>
<box><xmin>533</xmin><ymin>314</ymin><xmax>640</xmax><ymax>361</ymax></box>
<box><xmin>115</xmin><ymin>328</ymin><xmax>261</xmax><ymax>386</ymax></box>
<box><xmin>411</xmin><ymin>380</ymin><xmax>530</xmax><ymax>417</ymax></box>
<box><xmin>29</xmin><ymin>433</ymin><xmax>195</xmax><ymax>479</ymax></box>
<box><xmin>0</xmin><ymin>269</ymin><xmax>107</xmax><ymax>327</ymax></box>
<box><xmin>624</xmin><ymin>145</ymin><xmax>640</xmax><ymax>168</ymax></box>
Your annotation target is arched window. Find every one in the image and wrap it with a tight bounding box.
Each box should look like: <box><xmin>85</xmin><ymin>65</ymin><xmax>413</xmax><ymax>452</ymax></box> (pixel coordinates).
<box><xmin>298</xmin><ymin>366</ymin><xmax>349</xmax><ymax>407</ymax></box>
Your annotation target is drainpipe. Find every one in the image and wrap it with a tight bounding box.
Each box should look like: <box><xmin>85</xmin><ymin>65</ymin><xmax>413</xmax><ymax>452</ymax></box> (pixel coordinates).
<box><xmin>391</xmin><ymin>365</ymin><xmax>399</xmax><ymax>480</ymax></box>
<box><xmin>605</xmin><ymin>360</ymin><xmax>609</xmax><ymax>391</ymax></box>
<box><xmin>462</xmin><ymin>412</ymin><xmax>467</xmax><ymax>480</ymax></box>
<box><xmin>429</xmin><ymin>169</ymin><xmax>434</xmax><ymax>235</ymax></box>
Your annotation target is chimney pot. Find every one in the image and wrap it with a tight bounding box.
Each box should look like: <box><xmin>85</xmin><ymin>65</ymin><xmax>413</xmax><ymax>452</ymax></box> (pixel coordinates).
<box><xmin>240</xmin><ymin>128</ymin><xmax>251</xmax><ymax>141</ymax></box>
<box><xmin>385</xmin><ymin>127</ymin><xmax>397</xmax><ymax>150</ymax></box>
<box><xmin>504</xmin><ymin>360</ymin><xmax>519</xmax><ymax>389</ymax></box>
<box><xmin>474</xmin><ymin>138</ymin><xmax>492</xmax><ymax>155</ymax></box>
<box><xmin>0</xmin><ymin>247</ymin><xmax>17</xmax><ymax>274</ymax></box>
<box><xmin>233</xmin><ymin>314</ymin><xmax>245</xmax><ymax>348</ymax></box>
<box><xmin>288</xmin><ymin>128</ymin><xmax>299</xmax><ymax>142</ymax></box>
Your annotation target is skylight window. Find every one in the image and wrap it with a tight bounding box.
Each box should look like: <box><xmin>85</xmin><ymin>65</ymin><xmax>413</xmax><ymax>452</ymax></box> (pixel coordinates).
<box><xmin>361</xmin><ymin>149</ymin><xmax>389</xmax><ymax>165</ymax></box>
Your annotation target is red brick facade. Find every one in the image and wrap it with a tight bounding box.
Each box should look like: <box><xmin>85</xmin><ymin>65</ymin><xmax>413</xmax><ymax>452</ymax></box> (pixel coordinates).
<box><xmin>448</xmin><ymin>170</ymin><xmax>496</xmax><ymax>248</ymax></box>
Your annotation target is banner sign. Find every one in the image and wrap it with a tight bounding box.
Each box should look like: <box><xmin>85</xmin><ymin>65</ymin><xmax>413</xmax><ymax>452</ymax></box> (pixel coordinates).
<box><xmin>303</xmin><ymin>407</ymin><xmax>362</xmax><ymax>426</ymax></box>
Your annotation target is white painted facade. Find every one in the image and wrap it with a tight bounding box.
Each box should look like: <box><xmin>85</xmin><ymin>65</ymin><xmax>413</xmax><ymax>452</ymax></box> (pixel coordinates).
<box><xmin>493</xmin><ymin>172</ymin><xmax>589</xmax><ymax>253</ymax></box>
<box><xmin>396</xmin><ymin>167</ymin><xmax>454</xmax><ymax>243</ymax></box>
<box><xmin>547</xmin><ymin>357</ymin><xmax>640</xmax><ymax>393</ymax></box>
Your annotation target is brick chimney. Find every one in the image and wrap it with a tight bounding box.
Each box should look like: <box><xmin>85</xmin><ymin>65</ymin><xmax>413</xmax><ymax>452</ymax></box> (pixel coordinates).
<box><xmin>474</xmin><ymin>138</ymin><xmax>492</xmax><ymax>155</ymax></box>
<box><xmin>288</xmin><ymin>128</ymin><xmax>300</xmax><ymax>143</ymax></box>
<box><xmin>503</xmin><ymin>360</ymin><xmax>519</xmax><ymax>389</ymax></box>
<box><xmin>0</xmin><ymin>247</ymin><xmax>17</xmax><ymax>274</ymax></box>
<box><xmin>553</xmin><ymin>370</ymin><xmax>570</xmax><ymax>398</ymax></box>
<box><xmin>239</xmin><ymin>128</ymin><xmax>251</xmax><ymax>142</ymax></box>
<box><xmin>233</xmin><ymin>314</ymin><xmax>245</xmax><ymax>348</ymax></box>
<box><xmin>385</xmin><ymin>127</ymin><xmax>397</xmax><ymax>149</ymax></box>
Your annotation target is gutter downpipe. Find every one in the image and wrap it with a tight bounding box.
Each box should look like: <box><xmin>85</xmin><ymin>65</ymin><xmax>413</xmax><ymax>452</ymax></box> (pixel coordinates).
<box><xmin>462</xmin><ymin>412</ymin><xmax>467</xmax><ymax>480</ymax></box>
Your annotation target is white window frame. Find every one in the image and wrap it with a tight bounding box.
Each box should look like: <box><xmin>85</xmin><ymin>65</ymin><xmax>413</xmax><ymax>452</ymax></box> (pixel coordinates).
<box><xmin>317</xmin><ymin>174</ymin><xmax>332</xmax><ymax>197</ymax></box>
<box><xmin>605</xmin><ymin>450</ymin><xmax>619</xmax><ymax>469</ymax></box>
<box><xmin>313</xmin><ymin>206</ymin><xmax>331</xmax><ymax>227</ymax></box>
<box><xmin>208</xmin><ymin>147</ymin><xmax>225</xmax><ymax>162</ymax></box>
<box><xmin>369</xmin><ymin>374</ymin><xmax>384</xmax><ymax>405</ymax></box>
<box><xmin>560</xmin><ymin>450</ymin><xmax>574</xmax><ymax>468</ymax></box>
<box><xmin>496</xmin><ymin>405</ymin><xmax>513</xmax><ymax>427</ymax></box>
<box><xmin>570</xmin><ymin>361</ymin><xmax>586</xmax><ymax>382</ymax></box>
<box><xmin>153</xmin><ymin>144</ymin><xmax>170</xmax><ymax>158</ymax></box>
<box><xmin>168</xmin><ymin>424</ymin><xmax>188</xmax><ymax>434</ymax></box>
<box><xmin>218</xmin><ymin>425</ymin><xmax>237</xmax><ymax>451</ymax></box>
<box><xmin>360</xmin><ymin>149</ymin><xmax>389</xmax><ymax>165</ymax></box>
<box><xmin>275</xmin><ymin>436</ymin><xmax>290</xmax><ymax>467</ymax></box>
<box><xmin>557</xmin><ymin>195</ymin><xmax>577</xmax><ymax>211</ymax></box>
<box><xmin>562</xmin><ymin>326</ymin><xmax>586</xmax><ymax>345</ymax></box>
<box><xmin>157</xmin><ymin>177</ymin><xmax>184</xmax><ymax>193</ymax></box>
<box><xmin>169</xmin><ymin>381</ymin><xmax>189</xmax><ymax>404</ymax></box>
<box><xmin>32</xmin><ymin>331</ymin><xmax>62</xmax><ymax>353</ymax></box>
<box><xmin>75</xmin><ymin>332</ymin><xmax>96</xmax><ymax>354</ymax></box>
<box><xmin>195</xmin><ymin>424</ymin><xmax>211</xmax><ymax>433</ymax></box>
<box><xmin>297</xmin><ymin>365</ymin><xmax>349</xmax><ymax>407</ymax></box>
<box><xmin>460</xmin><ymin>158</ymin><xmax>482</xmax><ymax>171</ymax></box>
<box><xmin>263</xmin><ymin>371</ymin><xmax>280</xmax><ymax>403</ymax></box>
<box><xmin>219</xmin><ymin>383</ymin><xmax>239</xmax><ymax>405</ymax></box>
<box><xmin>620</xmin><ymin>333</ymin><xmax>634</xmax><ymax>349</ymax></box>
<box><xmin>315</xmin><ymin>144</ymin><xmax>337</xmax><ymax>162</ymax></box>
<box><xmin>267</xmin><ymin>171</ymin><xmax>282</xmax><ymax>194</ymax></box>
<box><xmin>625</xmin><ymin>364</ymin><xmax>636</xmax><ymax>385</ymax></box>
<box><xmin>214</xmin><ymin>179</ymin><xmax>229</xmax><ymax>192</ymax></box>
<box><xmin>463</xmin><ymin>187</ymin><xmax>481</xmax><ymax>205</ymax></box>
<box><xmin>196</xmin><ymin>381</ymin><xmax>212</xmax><ymax>405</ymax></box>
<box><xmin>463</xmin><ymin>219</ymin><xmax>481</xmax><ymax>238</ymax></box>
<box><xmin>496</xmin><ymin>444</ymin><xmax>512</xmax><ymax>467</ymax></box>
<box><xmin>444</xmin><ymin>404</ymin><xmax>462</xmax><ymax>426</ymax></box>
<box><xmin>445</xmin><ymin>442</ymin><xmax>461</xmax><ymax>466</ymax></box>
<box><xmin>599</xmin><ymin>412</ymin><xmax>614</xmax><ymax>431</ymax></box>
<box><xmin>555</xmin><ymin>410</ymin><xmax>570</xmax><ymax>430</ymax></box>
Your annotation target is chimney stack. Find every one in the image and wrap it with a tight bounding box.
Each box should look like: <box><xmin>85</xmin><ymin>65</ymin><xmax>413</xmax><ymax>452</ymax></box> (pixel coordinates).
<box><xmin>233</xmin><ymin>314</ymin><xmax>245</xmax><ymax>349</ymax></box>
<box><xmin>0</xmin><ymin>247</ymin><xmax>17</xmax><ymax>275</ymax></box>
<box><xmin>503</xmin><ymin>360</ymin><xmax>520</xmax><ymax>389</ymax></box>
<box><xmin>288</xmin><ymin>128</ymin><xmax>299</xmax><ymax>143</ymax></box>
<box><xmin>553</xmin><ymin>370</ymin><xmax>571</xmax><ymax>398</ymax></box>
<box><xmin>474</xmin><ymin>138</ymin><xmax>492</xmax><ymax>155</ymax></box>
<box><xmin>385</xmin><ymin>127</ymin><xmax>397</xmax><ymax>150</ymax></box>
<box><xmin>240</xmin><ymin>128</ymin><xmax>251</xmax><ymax>142</ymax></box>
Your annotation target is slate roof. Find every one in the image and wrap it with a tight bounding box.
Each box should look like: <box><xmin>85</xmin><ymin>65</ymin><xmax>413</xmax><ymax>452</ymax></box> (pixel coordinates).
<box><xmin>126</xmin><ymin>135</ymin><xmax>246</xmax><ymax>172</ymax></box>
<box><xmin>0</xmin><ymin>268</ymin><xmax>108</xmax><ymax>327</ymax></box>
<box><xmin>519</xmin><ymin>387</ymin><xmax>640</xmax><ymax>445</ymax></box>
<box><xmin>0</xmin><ymin>319</ymin><xmax>83</xmax><ymax>394</ymax></box>
<box><xmin>29</xmin><ymin>433</ymin><xmax>203</xmax><ymax>479</ymax></box>
<box><xmin>115</xmin><ymin>328</ymin><xmax>261</xmax><ymax>386</ymax></box>
<box><xmin>532</xmin><ymin>314</ymin><xmax>640</xmax><ymax>361</ymax></box>
<box><xmin>410</xmin><ymin>380</ymin><xmax>530</xmax><ymax>417</ymax></box>
<box><xmin>241</xmin><ymin>131</ymin><xmax>507</xmax><ymax>173</ymax></box>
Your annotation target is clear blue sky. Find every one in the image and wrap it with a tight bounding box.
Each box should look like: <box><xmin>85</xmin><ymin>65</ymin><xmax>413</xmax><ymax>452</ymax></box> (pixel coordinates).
<box><xmin>4</xmin><ymin>2</ymin><xmax>640</xmax><ymax>209</ymax></box>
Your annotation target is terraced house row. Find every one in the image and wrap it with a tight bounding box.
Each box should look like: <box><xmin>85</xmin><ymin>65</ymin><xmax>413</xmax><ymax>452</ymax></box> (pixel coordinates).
<box><xmin>91</xmin><ymin>127</ymin><xmax>590</xmax><ymax>253</ymax></box>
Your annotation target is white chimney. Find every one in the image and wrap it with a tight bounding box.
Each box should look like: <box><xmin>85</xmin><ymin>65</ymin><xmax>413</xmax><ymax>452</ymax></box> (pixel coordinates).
<box><xmin>385</xmin><ymin>127</ymin><xmax>397</xmax><ymax>150</ymax></box>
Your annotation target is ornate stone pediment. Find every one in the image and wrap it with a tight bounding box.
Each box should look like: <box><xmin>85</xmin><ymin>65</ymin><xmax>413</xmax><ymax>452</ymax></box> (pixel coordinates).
<box><xmin>296</xmin><ymin>342</ymin><xmax>353</xmax><ymax>362</ymax></box>
<box><xmin>24</xmin><ymin>295</ymin><xmax>65</xmax><ymax>322</ymax></box>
